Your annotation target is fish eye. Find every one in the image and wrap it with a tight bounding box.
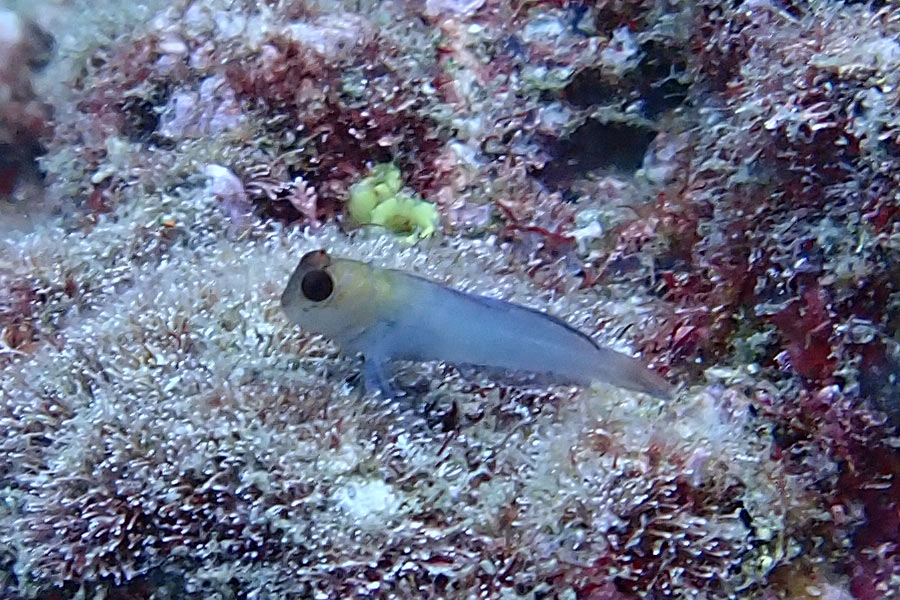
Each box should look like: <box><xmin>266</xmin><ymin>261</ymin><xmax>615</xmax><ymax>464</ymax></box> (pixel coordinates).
<box><xmin>301</xmin><ymin>269</ymin><xmax>333</xmax><ymax>302</ymax></box>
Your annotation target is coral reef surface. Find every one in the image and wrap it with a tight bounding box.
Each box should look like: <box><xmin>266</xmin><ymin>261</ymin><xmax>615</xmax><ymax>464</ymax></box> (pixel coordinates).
<box><xmin>1</xmin><ymin>0</ymin><xmax>898</xmax><ymax>599</ymax></box>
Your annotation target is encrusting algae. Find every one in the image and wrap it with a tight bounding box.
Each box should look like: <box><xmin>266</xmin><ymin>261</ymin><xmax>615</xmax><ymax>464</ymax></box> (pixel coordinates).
<box><xmin>0</xmin><ymin>0</ymin><xmax>899</xmax><ymax>598</ymax></box>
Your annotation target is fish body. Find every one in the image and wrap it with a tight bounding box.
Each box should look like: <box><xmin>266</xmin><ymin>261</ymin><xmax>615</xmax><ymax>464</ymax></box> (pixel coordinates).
<box><xmin>281</xmin><ymin>250</ymin><xmax>672</xmax><ymax>400</ymax></box>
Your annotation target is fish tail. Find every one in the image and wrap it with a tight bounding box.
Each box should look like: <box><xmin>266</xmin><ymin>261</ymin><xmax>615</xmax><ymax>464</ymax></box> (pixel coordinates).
<box><xmin>591</xmin><ymin>347</ymin><xmax>674</xmax><ymax>400</ymax></box>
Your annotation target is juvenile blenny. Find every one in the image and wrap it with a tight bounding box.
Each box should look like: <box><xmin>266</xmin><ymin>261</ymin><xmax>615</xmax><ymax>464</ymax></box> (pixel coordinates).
<box><xmin>281</xmin><ymin>250</ymin><xmax>672</xmax><ymax>400</ymax></box>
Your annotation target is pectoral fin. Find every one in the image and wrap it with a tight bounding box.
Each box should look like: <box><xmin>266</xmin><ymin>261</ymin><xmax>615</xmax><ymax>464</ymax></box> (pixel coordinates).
<box><xmin>362</xmin><ymin>355</ymin><xmax>403</xmax><ymax>400</ymax></box>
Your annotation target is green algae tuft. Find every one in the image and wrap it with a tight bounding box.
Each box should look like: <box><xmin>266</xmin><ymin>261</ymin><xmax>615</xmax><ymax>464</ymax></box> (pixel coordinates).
<box><xmin>348</xmin><ymin>164</ymin><xmax>439</xmax><ymax>240</ymax></box>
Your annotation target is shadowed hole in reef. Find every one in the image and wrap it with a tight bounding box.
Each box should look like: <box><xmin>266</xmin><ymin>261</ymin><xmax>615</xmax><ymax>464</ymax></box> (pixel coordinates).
<box><xmin>120</xmin><ymin>97</ymin><xmax>160</xmax><ymax>142</ymax></box>
<box><xmin>563</xmin><ymin>68</ymin><xmax>620</xmax><ymax>109</ymax></box>
<box><xmin>536</xmin><ymin>119</ymin><xmax>656</xmax><ymax>189</ymax></box>
<box><xmin>0</xmin><ymin>142</ymin><xmax>46</xmax><ymax>198</ymax></box>
<box><xmin>120</xmin><ymin>85</ymin><xmax>170</xmax><ymax>144</ymax></box>
<box><xmin>561</xmin><ymin>42</ymin><xmax>690</xmax><ymax>119</ymax></box>
<box><xmin>636</xmin><ymin>41</ymin><xmax>690</xmax><ymax>119</ymax></box>
<box><xmin>0</xmin><ymin>149</ymin><xmax>21</xmax><ymax>197</ymax></box>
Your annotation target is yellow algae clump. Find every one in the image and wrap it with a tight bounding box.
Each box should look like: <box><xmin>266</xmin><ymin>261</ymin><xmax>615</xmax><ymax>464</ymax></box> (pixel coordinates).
<box><xmin>348</xmin><ymin>164</ymin><xmax>439</xmax><ymax>240</ymax></box>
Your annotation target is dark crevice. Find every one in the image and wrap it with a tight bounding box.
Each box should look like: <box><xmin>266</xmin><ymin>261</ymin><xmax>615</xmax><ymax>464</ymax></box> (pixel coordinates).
<box><xmin>635</xmin><ymin>41</ymin><xmax>691</xmax><ymax>119</ymax></box>
<box><xmin>563</xmin><ymin>68</ymin><xmax>620</xmax><ymax>109</ymax></box>
<box><xmin>535</xmin><ymin>119</ymin><xmax>657</xmax><ymax>189</ymax></box>
<box><xmin>120</xmin><ymin>86</ymin><xmax>170</xmax><ymax>143</ymax></box>
<box><xmin>561</xmin><ymin>40</ymin><xmax>691</xmax><ymax>119</ymax></box>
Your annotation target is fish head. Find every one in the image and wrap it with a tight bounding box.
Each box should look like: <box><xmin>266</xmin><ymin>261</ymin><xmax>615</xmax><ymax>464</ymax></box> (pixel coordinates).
<box><xmin>281</xmin><ymin>250</ymin><xmax>393</xmax><ymax>343</ymax></box>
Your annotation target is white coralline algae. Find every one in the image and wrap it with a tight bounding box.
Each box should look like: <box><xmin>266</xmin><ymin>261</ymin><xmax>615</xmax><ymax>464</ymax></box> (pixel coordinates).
<box><xmin>424</xmin><ymin>0</ymin><xmax>486</xmax><ymax>19</ymax></box>
<box><xmin>3</xmin><ymin>0</ymin><xmax>894</xmax><ymax>599</ymax></box>
<box><xmin>334</xmin><ymin>478</ymin><xmax>403</xmax><ymax>524</ymax></box>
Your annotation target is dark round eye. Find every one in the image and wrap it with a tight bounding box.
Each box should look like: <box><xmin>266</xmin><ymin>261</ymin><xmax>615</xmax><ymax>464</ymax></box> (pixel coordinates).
<box><xmin>301</xmin><ymin>269</ymin><xmax>333</xmax><ymax>302</ymax></box>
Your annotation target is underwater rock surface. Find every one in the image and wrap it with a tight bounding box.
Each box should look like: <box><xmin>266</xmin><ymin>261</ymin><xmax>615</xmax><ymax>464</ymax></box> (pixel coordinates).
<box><xmin>0</xmin><ymin>0</ymin><xmax>898</xmax><ymax>598</ymax></box>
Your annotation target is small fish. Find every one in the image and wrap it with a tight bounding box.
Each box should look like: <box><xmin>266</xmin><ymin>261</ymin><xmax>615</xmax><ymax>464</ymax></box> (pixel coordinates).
<box><xmin>281</xmin><ymin>250</ymin><xmax>672</xmax><ymax>400</ymax></box>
